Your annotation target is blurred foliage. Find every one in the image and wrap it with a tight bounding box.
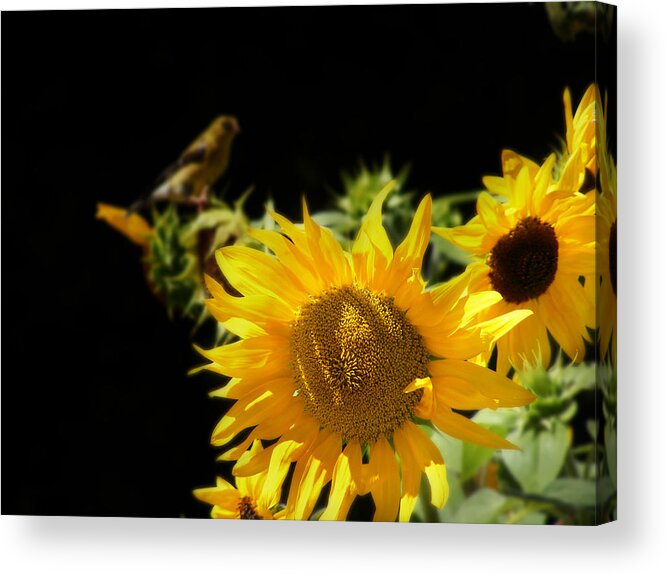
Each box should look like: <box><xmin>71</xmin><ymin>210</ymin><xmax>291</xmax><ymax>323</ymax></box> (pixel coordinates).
<box><xmin>545</xmin><ymin>2</ymin><xmax>615</xmax><ymax>43</ymax></box>
<box><xmin>312</xmin><ymin>156</ymin><xmax>415</xmax><ymax>244</ymax></box>
<box><xmin>415</xmin><ymin>357</ymin><xmax>616</xmax><ymax>525</ymax></box>
<box><xmin>312</xmin><ymin>157</ymin><xmax>478</xmax><ymax>282</ymax></box>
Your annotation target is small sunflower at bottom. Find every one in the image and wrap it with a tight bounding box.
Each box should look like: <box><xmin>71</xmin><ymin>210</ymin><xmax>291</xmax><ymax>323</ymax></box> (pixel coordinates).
<box><xmin>194</xmin><ymin>440</ymin><xmax>282</xmax><ymax>519</ymax></box>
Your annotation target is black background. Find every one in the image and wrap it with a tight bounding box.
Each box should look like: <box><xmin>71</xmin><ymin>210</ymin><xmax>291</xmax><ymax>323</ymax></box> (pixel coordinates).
<box><xmin>2</xmin><ymin>4</ymin><xmax>614</xmax><ymax>517</ymax></box>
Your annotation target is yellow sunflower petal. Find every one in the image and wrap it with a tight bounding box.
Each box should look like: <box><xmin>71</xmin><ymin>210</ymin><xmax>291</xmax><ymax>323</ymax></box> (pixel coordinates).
<box><xmin>432</xmin><ymin>405</ymin><xmax>517</xmax><ymax>450</ymax></box>
<box><xmin>286</xmin><ymin>429</ymin><xmax>342</xmax><ymax>520</ymax></box>
<box><xmin>421</xmin><ymin>308</ymin><xmax>533</xmax><ymax>360</ymax></box>
<box><xmin>354</xmin><ymin>181</ymin><xmax>395</xmax><ymax>262</ymax></box>
<box><xmin>204</xmin><ymin>274</ymin><xmax>294</xmax><ymax>330</ymax></box>
<box><xmin>386</xmin><ymin>194</ymin><xmax>432</xmax><ymax>291</ymax></box>
<box><xmin>320</xmin><ymin>441</ymin><xmax>363</xmax><ymax>521</ymax></box>
<box><xmin>215</xmin><ymin>246</ymin><xmax>306</xmax><ymax>308</ymax></box>
<box><xmin>194</xmin><ymin>336</ymin><xmax>287</xmax><ymax>378</ymax></box>
<box><xmin>193</xmin><ymin>484</ymin><xmax>239</xmax><ymax>509</ymax></box>
<box><xmin>476</xmin><ymin>192</ymin><xmax>511</xmax><ymax>234</ymax></box>
<box><xmin>404</xmin><ymin>377</ymin><xmax>435</xmax><ymax>419</ymax></box>
<box><xmin>96</xmin><ymin>202</ymin><xmax>153</xmax><ymax>247</ymax></box>
<box><xmin>432</xmin><ymin>222</ymin><xmax>487</xmax><ymax>255</ymax></box>
<box><xmin>501</xmin><ymin>149</ymin><xmax>540</xmax><ymax>181</ymax></box>
<box><xmin>235</xmin><ymin>440</ymin><xmax>265</xmax><ymax>498</ymax></box>
<box><xmin>234</xmin><ymin>414</ymin><xmax>319</xmax><ymax>478</ymax></box>
<box><xmin>369</xmin><ymin>437</ymin><xmax>400</xmax><ymax>522</ymax></box>
<box><xmin>246</xmin><ymin>227</ymin><xmax>323</xmax><ymax>295</ymax></box>
<box><xmin>394</xmin><ymin>422</ymin><xmax>448</xmax><ymax>521</ymax></box>
<box><xmin>431</xmin><ymin>376</ymin><xmax>497</xmax><ymax>411</ymax></box>
<box><xmin>302</xmin><ymin>198</ymin><xmax>353</xmax><ymax>288</ymax></box>
<box><xmin>563</xmin><ymin>87</ymin><xmax>574</xmax><ymax>153</ymax></box>
<box><xmin>429</xmin><ymin>359</ymin><xmax>534</xmax><ymax>406</ymax></box>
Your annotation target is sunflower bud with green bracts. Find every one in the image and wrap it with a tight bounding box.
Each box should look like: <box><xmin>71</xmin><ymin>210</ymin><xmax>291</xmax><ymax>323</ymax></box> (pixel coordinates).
<box><xmin>145</xmin><ymin>204</ymin><xmax>202</xmax><ymax>320</ymax></box>
<box><xmin>146</xmin><ymin>194</ymin><xmax>251</xmax><ymax>332</ymax></box>
<box><xmin>513</xmin><ymin>356</ymin><xmax>597</xmax><ymax>431</ymax></box>
<box><xmin>313</xmin><ymin>156</ymin><xmax>416</xmax><ymax>244</ymax></box>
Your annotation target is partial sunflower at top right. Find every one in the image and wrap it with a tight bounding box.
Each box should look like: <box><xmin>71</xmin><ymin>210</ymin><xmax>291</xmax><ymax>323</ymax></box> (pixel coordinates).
<box><xmin>433</xmin><ymin>84</ymin><xmax>613</xmax><ymax>373</ymax></box>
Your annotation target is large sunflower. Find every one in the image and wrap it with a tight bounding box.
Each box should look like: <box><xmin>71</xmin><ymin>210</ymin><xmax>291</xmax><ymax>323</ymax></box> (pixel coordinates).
<box><xmin>196</xmin><ymin>183</ymin><xmax>535</xmax><ymax>521</ymax></box>
<box><xmin>433</xmin><ymin>150</ymin><xmax>596</xmax><ymax>374</ymax></box>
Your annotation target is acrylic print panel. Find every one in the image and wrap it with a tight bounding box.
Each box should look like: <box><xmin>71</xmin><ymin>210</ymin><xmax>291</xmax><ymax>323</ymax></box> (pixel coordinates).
<box><xmin>1</xmin><ymin>2</ymin><xmax>616</xmax><ymax>524</ymax></box>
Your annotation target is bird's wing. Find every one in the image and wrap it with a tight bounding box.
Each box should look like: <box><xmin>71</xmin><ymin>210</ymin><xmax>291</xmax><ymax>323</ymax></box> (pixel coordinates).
<box><xmin>154</xmin><ymin>143</ymin><xmax>208</xmax><ymax>185</ymax></box>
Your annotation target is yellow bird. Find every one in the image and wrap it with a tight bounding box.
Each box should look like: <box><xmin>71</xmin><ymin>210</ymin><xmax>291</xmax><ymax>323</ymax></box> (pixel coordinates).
<box><xmin>129</xmin><ymin>115</ymin><xmax>241</xmax><ymax>213</ymax></box>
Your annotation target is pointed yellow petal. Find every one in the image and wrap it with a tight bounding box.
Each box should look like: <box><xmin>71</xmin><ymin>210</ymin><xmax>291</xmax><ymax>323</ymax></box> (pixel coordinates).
<box><xmin>236</xmin><ymin>440</ymin><xmax>265</xmax><ymax>497</ymax></box>
<box><xmin>563</xmin><ymin>87</ymin><xmax>574</xmax><ymax>153</ymax></box>
<box><xmin>429</xmin><ymin>359</ymin><xmax>534</xmax><ymax>407</ymax></box>
<box><xmin>215</xmin><ymin>246</ymin><xmax>306</xmax><ymax>308</ymax></box>
<box><xmin>432</xmin><ymin>405</ymin><xmax>517</xmax><ymax>450</ymax></box>
<box><xmin>194</xmin><ymin>336</ymin><xmax>287</xmax><ymax>378</ymax></box>
<box><xmin>352</xmin><ymin>181</ymin><xmax>395</xmax><ymax>286</ymax></box>
<box><xmin>96</xmin><ymin>203</ymin><xmax>153</xmax><ymax>247</ymax></box>
<box><xmin>432</xmin><ymin>223</ymin><xmax>487</xmax><ymax>255</ymax></box>
<box><xmin>404</xmin><ymin>377</ymin><xmax>435</xmax><ymax>419</ymax></box>
<box><xmin>476</xmin><ymin>192</ymin><xmax>511</xmax><ymax>234</ymax></box>
<box><xmin>394</xmin><ymin>422</ymin><xmax>448</xmax><ymax>519</ymax></box>
<box><xmin>320</xmin><ymin>441</ymin><xmax>362</xmax><ymax>521</ymax></box>
<box><xmin>386</xmin><ymin>194</ymin><xmax>432</xmax><ymax>290</ymax></box>
<box><xmin>286</xmin><ymin>430</ymin><xmax>341</xmax><ymax>520</ymax></box>
<box><xmin>460</xmin><ymin>291</ymin><xmax>504</xmax><ymax>326</ymax></box>
<box><xmin>501</xmin><ymin>149</ymin><xmax>540</xmax><ymax>181</ymax></box>
<box><xmin>431</xmin><ymin>376</ymin><xmax>498</xmax><ymax>411</ymax></box>
<box><xmin>302</xmin><ymin>198</ymin><xmax>353</xmax><ymax>288</ymax></box>
<box><xmin>204</xmin><ymin>274</ymin><xmax>294</xmax><ymax>327</ymax></box>
<box><xmin>246</xmin><ymin>227</ymin><xmax>323</xmax><ymax>294</ymax></box>
<box><xmin>369</xmin><ymin>437</ymin><xmax>400</xmax><ymax>522</ymax></box>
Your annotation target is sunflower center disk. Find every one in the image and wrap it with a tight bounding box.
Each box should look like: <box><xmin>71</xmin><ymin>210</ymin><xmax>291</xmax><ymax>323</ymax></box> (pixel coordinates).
<box><xmin>290</xmin><ymin>285</ymin><xmax>428</xmax><ymax>446</ymax></box>
<box><xmin>488</xmin><ymin>217</ymin><xmax>559</xmax><ymax>304</ymax></box>
<box><xmin>237</xmin><ymin>496</ymin><xmax>262</xmax><ymax>520</ymax></box>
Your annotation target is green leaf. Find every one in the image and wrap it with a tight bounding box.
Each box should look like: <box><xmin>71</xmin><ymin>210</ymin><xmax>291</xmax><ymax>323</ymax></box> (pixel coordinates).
<box><xmin>597</xmin><ymin>476</ymin><xmax>616</xmax><ymax>506</ymax></box>
<box><xmin>543</xmin><ymin>478</ymin><xmax>596</xmax><ymax>508</ymax></box>
<box><xmin>472</xmin><ymin>408</ymin><xmax>521</xmax><ymax>429</ymax></box>
<box><xmin>605</xmin><ymin>423</ymin><xmax>617</xmax><ymax>488</ymax></box>
<box><xmin>414</xmin><ymin>470</ymin><xmax>465</xmax><ymax>523</ymax></box>
<box><xmin>430</xmin><ymin>234</ymin><xmax>473</xmax><ymax>267</ymax></box>
<box><xmin>502</xmin><ymin>421</ymin><xmax>569</xmax><ymax>494</ymax></box>
<box><xmin>437</xmin><ymin>472</ymin><xmax>466</xmax><ymax>521</ymax></box>
<box><xmin>461</xmin><ymin>444</ymin><xmax>495</xmax><ymax>482</ymax></box>
<box><xmin>449</xmin><ymin>489</ymin><xmax>507</xmax><ymax>524</ymax></box>
<box><xmin>512</xmin><ymin>511</ymin><xmax>548</xmax><ymax>525</ymax></box>
<box><xmin>426</xmin><ymin>428</ymin><xmax>462</xmax><ymax>475</ymax></box>
<box><xmin>311</xmin><ymin>210</ymin><xmax>356</xmax><ymax>229</ymax></box>
<box><xmin>459</xmin><ymin>411</ymin><xmax>514</xmax><ymax>482</ymax></box>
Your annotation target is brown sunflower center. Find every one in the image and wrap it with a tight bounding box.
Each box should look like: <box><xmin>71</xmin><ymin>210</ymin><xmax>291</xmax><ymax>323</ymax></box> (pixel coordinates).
<box><xmin>289</xmin><ymin>285</ymin><xmax>428</xmax><ymax>446</ymax></box>
<box><xmin>609</xmin><ymin>220</ymin><xmax>617</xmax><ymax>295</ymax></box>
<box><xmin>237</xmin><ymin>496</ymin><xmax>262</xmax><ymax>520</ymax></box>
<box><xmin>488</xmin><ymin>217</ymin><xmax>559</xmax><ymax>304</ymax></box>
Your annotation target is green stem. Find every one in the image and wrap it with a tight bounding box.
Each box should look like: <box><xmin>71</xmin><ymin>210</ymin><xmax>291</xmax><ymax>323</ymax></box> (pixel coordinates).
<box><xmin>564</xmin><ymin>450</ymin><xmax>579</xmax><ymax>478</ymax></box>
